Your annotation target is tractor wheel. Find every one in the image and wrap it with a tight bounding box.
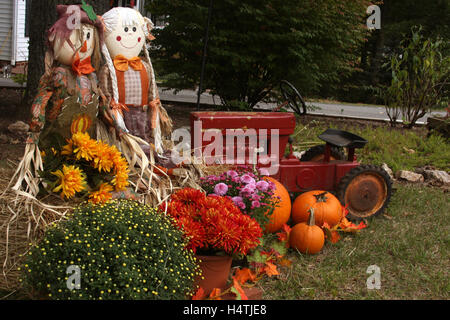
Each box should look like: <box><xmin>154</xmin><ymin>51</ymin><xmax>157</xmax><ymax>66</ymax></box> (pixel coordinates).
<box><xmin>337</xmin><ymin>164</ymin><xmax>392</xmax><ymax>221</ymax></box>
<box><xmin>300</xmin><ymin>145</ymin><xmax>345</xmax><ymax>161</ymax></box>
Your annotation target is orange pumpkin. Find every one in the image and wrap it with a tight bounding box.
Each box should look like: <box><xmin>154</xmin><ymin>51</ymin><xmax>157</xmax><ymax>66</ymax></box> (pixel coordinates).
<box><xmin>291</xmin><ymin>190</ymin><xmax>342</xmax><ymax>227</ymax></box>
<box><xmin>289</xmin><ymin>208</ymin><xmax>325</xmax><ymax>254</ymax></box>
<box><xmin>263</xmin><ymin>177</ymin><xmax>291</xmax><ymax>233</ymax></box>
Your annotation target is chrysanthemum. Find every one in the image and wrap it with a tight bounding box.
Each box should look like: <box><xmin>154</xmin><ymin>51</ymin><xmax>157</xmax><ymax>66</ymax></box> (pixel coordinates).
<box><xmin>52</xmin><ymin>165</ymin><xmax>86</xmax><ymax>199</ymax></box>
<box><xmin>111</xmin><ymin>150</ymin><xmax>130</xmax><ymax>191</ymax></box>
<box><xmin>93</xmin><ymin>141</ymin><xmax>114</xmax><ymax>172</ymax></box>
<box><xmin>89</xmin><ymin>183</ymin><xmax>113</xmax><ymax>204</ymax></box>
<box><xmin>60</xmin><ymin>139</ymin><xmax>73</xmax><ymax>156</ymax></box>
<box><xmin>71</xmin><ymin>132</ymin><xmax>97</xmax><ymax>161</ymax></box>
<box><xmin>111</xmin><ymin>169</ymin><xmax>129</xmax><ymax>191</ymax></box>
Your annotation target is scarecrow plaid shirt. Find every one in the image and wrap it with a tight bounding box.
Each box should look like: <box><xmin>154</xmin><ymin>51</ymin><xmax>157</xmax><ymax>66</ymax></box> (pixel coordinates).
<box><xmin>123</xmin><ymin>68</ymin><xmax>142</xmax><ymax>106</ymax></box>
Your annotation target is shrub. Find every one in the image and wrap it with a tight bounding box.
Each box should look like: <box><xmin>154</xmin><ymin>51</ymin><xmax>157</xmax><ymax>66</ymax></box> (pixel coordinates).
<box><xmin>20</xmin><ymin>200</ymin><xmax>201</xmax><ymax>300</ymax></box>
<box><xmin>384</xmin><ymin>26</ymin><xmax>450</xmax><ymax>128</ymax></box>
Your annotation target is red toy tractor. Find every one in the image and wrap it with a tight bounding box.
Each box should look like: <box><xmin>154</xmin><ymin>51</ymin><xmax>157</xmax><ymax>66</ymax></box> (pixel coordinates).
<box><xmin>189</xmin><ymin>81</ymin><xmax>392</xmax><ymax>221</ymax></box>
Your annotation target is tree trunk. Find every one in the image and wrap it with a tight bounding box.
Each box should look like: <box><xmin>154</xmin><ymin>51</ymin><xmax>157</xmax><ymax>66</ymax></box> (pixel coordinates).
<box><xmin>369</xmin><ymin>1</ymin><xmax>389</xmax><ymax>87</ymax></box>
<box><xmin>22</xmin><ymin>0</ymin><xmax>111</xmax><ymax>119</ymax></box>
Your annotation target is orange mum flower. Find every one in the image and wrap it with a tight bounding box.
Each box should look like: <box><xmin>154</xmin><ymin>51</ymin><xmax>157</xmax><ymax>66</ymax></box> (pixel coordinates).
<box><xmin>110</xmin><ymin>146</ymin><xmax>130</xmax><ymax>191</ymax></box>
<box><xmin>72</xmin><ymin>132</ymin><xmax>97</xmax><ymax>161</ymax></box>
<box><xmin>93</xmin><ymin>141</ymin><xmax>115</xmax><ymax>173</ymax></box>
<box><xmin>161</xmin><ymin>188</ymin><xmax>262</xmax><ymax>255</ymax></box>
<box><xmin>89</xmin><ymin>183</ymin><xmax>113</xmax><ymax>204</ymax></box>
<box><xmin>51</xmin><ymin>165</ymin><xmax>86</xmax><ymax>199</ymax></box>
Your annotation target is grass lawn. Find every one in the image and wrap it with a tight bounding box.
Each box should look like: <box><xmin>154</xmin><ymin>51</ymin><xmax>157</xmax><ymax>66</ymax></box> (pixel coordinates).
<box><xmin>292</xmin><ymin>117</ymin><xmax>450</xmax><ymax>172</ymax></box>
<box><xmin>260</xmin><ymin>183</ymin><xmax>449</xmax><ymax>299</ymax></box>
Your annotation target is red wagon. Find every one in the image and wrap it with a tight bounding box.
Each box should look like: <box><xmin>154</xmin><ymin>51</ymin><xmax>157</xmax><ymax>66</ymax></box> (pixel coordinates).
<box><xmin>190</xmin><ymin>109</ymin><xmax>392</xmax><ymax>221</ymax></box>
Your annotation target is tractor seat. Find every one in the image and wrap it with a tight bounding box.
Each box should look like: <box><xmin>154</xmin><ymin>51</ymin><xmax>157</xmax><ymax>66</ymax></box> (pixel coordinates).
<box><xmin>318</xmin><ymin>129</ymin><xmax>368</xmax><ymax>149</ymax></box>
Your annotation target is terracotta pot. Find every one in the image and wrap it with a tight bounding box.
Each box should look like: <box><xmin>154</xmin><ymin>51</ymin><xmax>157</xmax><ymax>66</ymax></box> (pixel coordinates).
<box><xmin>195</xmin><ymin>254</ymin><xmax>232</xmax><ymax>296</ymax></box>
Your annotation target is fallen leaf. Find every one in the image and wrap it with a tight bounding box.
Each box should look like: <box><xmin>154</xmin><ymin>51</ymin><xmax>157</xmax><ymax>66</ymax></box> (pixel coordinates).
<box><xmin>231</xmin><ymin>277</ymin><xmax>248</xmax><ymax>300</ymax></box>
<box><xmin>278</xmin><ymin>258</ymin><xmax>293</xmax><ymax>267</ymax></box>
<box><xmin>192</xmin><ymin>287</ymin><xmax>205</xmax><ymax>300</ymax></box>
<box><xmin>322</xmin><ymin>223</ymin><xmax>340</xmax><ymax>243</ymax></box>
<box><xmin>330</xmin><ymin>230</ymin><xmax>341</xmax><ymax>243</ymax></box>
<box><xmin>234</xmin><ymin>268</ymin><xmax>257</xmax><ymax>285</ymax></box>
<box><xmin>342</xmin><ymin>204</ymin><xmax>349</xmax><ymax>217</ymax></box>
<box><xmin>208</xmin><ymin>288</ymin><xmax>222</xmax><ymax>300</ymax></box>
<box><xmin>263</xmin><ymin>262</ymin><xmax>280</xmax><ymax>277</ymax></box>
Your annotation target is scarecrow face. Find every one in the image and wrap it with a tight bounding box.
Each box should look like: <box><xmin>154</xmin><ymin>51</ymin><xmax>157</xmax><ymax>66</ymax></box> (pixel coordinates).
<box><xmin>53</xmin><ymin>24</ymin><xmax>96</xmax><ymax>65</ymax></box>
<box><xmin>104</xmin><ymin>19</ymin><xmax>145</xmax><ymax>59</ymax></box>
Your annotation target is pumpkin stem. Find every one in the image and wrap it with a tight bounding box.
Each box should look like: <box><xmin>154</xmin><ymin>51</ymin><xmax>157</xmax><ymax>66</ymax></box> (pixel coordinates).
<box><xmin>313</xmin><ymin>191</ymin><xmax>329</xmax><ymax>203</ymax></box>
<box><xmin>308</xmin><ymin>208</ymin><xmax>316</xmax><ymax>226</ymax></box>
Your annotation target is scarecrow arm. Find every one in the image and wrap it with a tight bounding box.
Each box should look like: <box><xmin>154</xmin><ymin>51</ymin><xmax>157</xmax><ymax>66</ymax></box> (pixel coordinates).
<box><xmin>98</xmin><ymin>65</ymin><xmax>129</xmax><ymax>137</ymax></box>
<box><xmin>28</xmin><ymin>87</ymin><xmax>53</xmax><ymax>144</ymax></box>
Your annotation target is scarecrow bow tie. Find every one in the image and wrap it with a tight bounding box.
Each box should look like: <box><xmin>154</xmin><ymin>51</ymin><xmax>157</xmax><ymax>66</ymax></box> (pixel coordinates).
<box><xmin>113</xmin><ymin>55</ymin><xmax>144</xmax><ymax>72</ymax></box>
<box><xmin>72</xmin><ymin>53</ymin><xmax>95</xmax><ymax>76</ymax></box>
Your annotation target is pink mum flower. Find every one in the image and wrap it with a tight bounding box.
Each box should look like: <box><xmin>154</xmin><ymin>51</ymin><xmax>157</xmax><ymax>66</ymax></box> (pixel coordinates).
<box><xmin>240</xmin><ymin>174</ymin><xmax>256</xmax><ymax>185</ymax></box>
<box><xmin>214</xmin><ymin>183</ymin><xmax>228</xmax><ymax>196</ymax></box>
<box><xmin>256</xmin><ymin>180</ymin><xmax>269</xmax><ymax>192</ymax></box>
<box><xmin>226</xmin><ymin>170</ymin><xmax>238</xmax><ymax>178</ymax></box>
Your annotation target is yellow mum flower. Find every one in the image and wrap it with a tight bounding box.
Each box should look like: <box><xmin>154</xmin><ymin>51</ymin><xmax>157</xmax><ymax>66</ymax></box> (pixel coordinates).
<box><xmin>61</xmin><ymin>139</ymin><xmax>74</xmax><ymax>156</ymax></box>
<box><xmin>72</xmin><ymin>132</ymin><xmax>97</xmax><ymax>161</ymax></box>
<box><xmin>52</xmin><ymin>165</ymin><xmax>86</xmax><ymax>199</ymax></box>
<box><xmin>110</xmin><ymin>149</ymin><xmax>130</xmax><ymax>191</ymax></box>
<box><xmin>89</xmin><ymin>183</ymin><xmax>114</xmax><ymax>204</ymax></box>
<box><xmin>93</xmin><ymin>141</ymin><xmax>114</xmax><ymax>173</ymax></box>
<box><xmin>112</xmin><ymin>170</ymin><xmax>129</xmax><ymax>191</ymax></box>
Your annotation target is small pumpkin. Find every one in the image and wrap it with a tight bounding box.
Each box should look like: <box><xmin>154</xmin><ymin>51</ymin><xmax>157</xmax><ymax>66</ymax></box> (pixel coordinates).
<box><xmin>263</xmin><ymin>177</ymin><xmax>291</xmax><ymax>233</ymax></box>
<box><xmin>291</xmin><ymin>190</ymin><xmax>342</xmax><ymax>227</ymax></box>
<box><xmin>289</xmin><ymin>208</ymin><xmax>325</xmax><ymax>254</ymax></box>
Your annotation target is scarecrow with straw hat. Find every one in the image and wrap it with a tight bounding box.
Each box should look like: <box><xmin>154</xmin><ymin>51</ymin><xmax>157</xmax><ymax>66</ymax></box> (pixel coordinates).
<box><xmin>11</xmin><ymin>3</ymin><xmax>112</xmax><ymax>199</ymax></box>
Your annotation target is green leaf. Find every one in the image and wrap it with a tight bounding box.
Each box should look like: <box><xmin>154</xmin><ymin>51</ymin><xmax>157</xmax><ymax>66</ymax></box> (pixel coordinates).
<box><xmin>230</xmin><ymin>286</ymin><xmax>242</xmax><ymax>300</ymax></box>
<box><xmin>246</xmin><ymin>250</ymin><xmax>267</xmax><ymax>264</ymax></box>
<box><xmin>268</xmin><ymin>239</ymin><xmax>287</xmax><ymax>257</ymax></box>
<box><xmin>81</xmin><ymin>0</ymin><xmax>97</xmax><ymax>22</ymax></box>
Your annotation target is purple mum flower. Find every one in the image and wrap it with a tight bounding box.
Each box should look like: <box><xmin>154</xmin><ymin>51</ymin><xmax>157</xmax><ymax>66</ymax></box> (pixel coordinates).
<box><xmin>240</xmin><ymin>174</ymin><xmax>256</xmax><ymax>185</ymax></box>
<box><xmin>251</xmin><ymin>200</ymin><xmax>261</xmax><ymax>209</ymax></box>
<box><xmin>256</xmin><ymin>180</ymin><xmax>269</xmax><ymax>192</ymax></box>
<box><xmin>213</xmin><ymin>183</ymin><xmax>228</xmax><ymax>196</ymax></box>
<box><xmin>241</xmin><ymin>184</ymin><xmax>256</xmax><ymax>195</ymax></box>
<box><xmin>231</xmin><ymin>196</ymin><xmax>243</xmax><ymax>204</ymax></box>
<box><xmin>226</xmin><ymin>170</ymin><xmax>238</xmax><ymax>178</ymax></box>
<box><xmin>237</xmin><ymin>201</ymin><xmax>246</xmax><ymax>210</ymax></box>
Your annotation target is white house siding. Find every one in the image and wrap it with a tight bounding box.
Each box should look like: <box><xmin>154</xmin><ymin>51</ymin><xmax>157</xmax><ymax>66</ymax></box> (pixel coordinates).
<box><xmin>0</xmin><ymin>0</ymin><xmax>13</xmax><ymax>62</ymax></box>
<box><xmin>15</xmin><ymin>0</ymin><xmax>29</xmax><ymax>62</ymax></box>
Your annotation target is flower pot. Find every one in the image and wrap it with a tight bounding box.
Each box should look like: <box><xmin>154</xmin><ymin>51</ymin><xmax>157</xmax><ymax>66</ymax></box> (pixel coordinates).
<box><xmin>195</xmin><ymin>255</ymin><xmax>232</xmax><ymax>296</ymax></box>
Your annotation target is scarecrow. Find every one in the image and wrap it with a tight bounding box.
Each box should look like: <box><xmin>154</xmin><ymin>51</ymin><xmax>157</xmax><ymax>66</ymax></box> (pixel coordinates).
<box><xmin>10</xmin><ymin>3</ymin><xmax>110</xmax><ymax>198</ymax></box>
<box><xmin>99</xmin><ymin>6</ymin><xmax>174</xmax><ymax>168</ymax></box>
